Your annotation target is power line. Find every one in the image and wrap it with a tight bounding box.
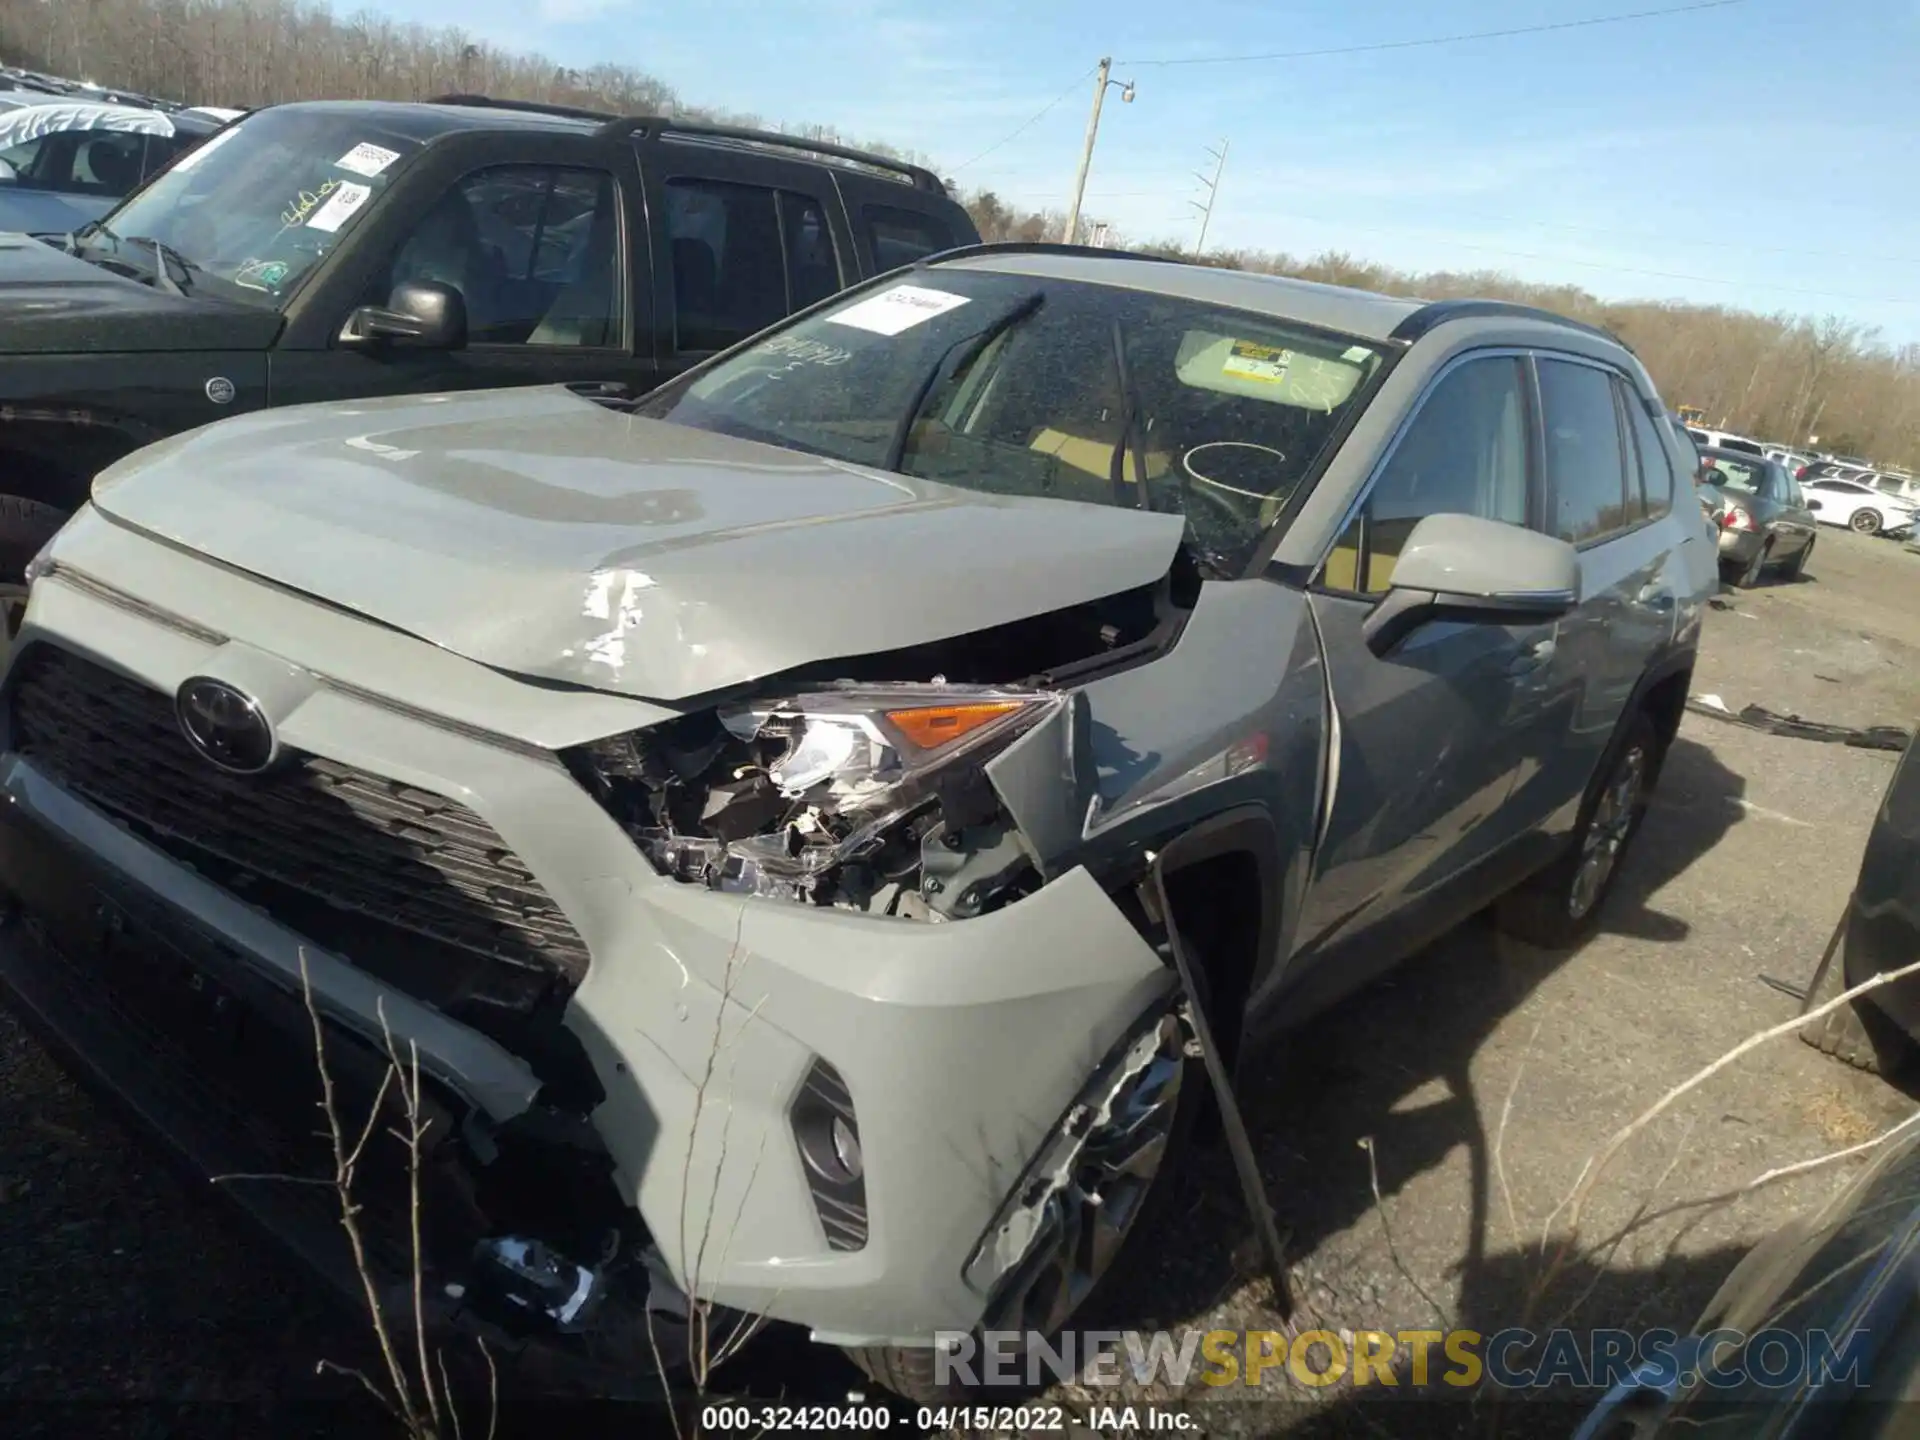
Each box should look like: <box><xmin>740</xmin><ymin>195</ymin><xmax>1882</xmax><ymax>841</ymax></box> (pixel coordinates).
<box><xmin>1119</xmin><ymin>0</ymin><xmax>1747</xmax><ymax>68</ymax></box>
<box><xmin>949</xmin><ymin>64</ymin><xmax>1097</xmax><ymax>172</ymax></box>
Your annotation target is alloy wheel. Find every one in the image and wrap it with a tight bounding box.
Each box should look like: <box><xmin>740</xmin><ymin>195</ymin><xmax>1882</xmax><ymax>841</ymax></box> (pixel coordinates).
<box><xmin>1851</xmin><ymin>509</ymin><xmax>1881</xmax><ymax>535</ymax></box>
<box><xmin>1568</xmin><ymin>744</ymin><xmax>1647</xmax><ymax>920</ymax></box>
<box><xmin>984</xmin><ymin>1012</ymin><xmax>1187</xmax><ymax>1337</ymax></box>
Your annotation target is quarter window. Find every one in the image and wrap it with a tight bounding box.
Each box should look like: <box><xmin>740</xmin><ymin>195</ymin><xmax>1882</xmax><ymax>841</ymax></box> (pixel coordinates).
<box><xmin>865</xmin><ymin>204</ymin><xmax>954</xmax><ymax>272</ymax></box>
<box><xmin>1323</xmin><ymin>355</ymin><xmax>1531</xmax><ymax>595</ymax></box>
<box><xmin>1539</xmin><ymin>358</ymin><xmax>1630</xmax><ymax>544</ymax></box>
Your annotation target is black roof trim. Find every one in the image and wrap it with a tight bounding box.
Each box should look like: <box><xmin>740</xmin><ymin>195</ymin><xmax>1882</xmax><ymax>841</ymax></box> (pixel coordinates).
<box><xmin>424</xmin><ymin>95</ymin><xmax>945</xmax><ymax>191</ymax></box>
<box><xmin>1391</xmin><ymin>299</ymin><xmax>1632</xmax><ymax>352</ymax></box>
<box><xmin>917</xmin><ymin>240</ymin><xmax>1176</xmax><ymax>267</ymax></box>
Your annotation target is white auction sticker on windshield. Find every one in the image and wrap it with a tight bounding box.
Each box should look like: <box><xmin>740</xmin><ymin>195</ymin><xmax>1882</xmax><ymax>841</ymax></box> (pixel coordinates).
<box><xmin>334</xmin><ymin>142</ymin><xmax>401</xmax><ymax>178</ymax></box>
<box><xmin>1221</xmin><ymin>340</ymin><xmax>1293</xmax><ymax>384</ymax></box>
<box><xmin>305</xmin><ymin>180</ymin><xmax>372</xmax><ymax>232</ymax></box>
<box><xmin>824</xmin><ymin>284</ymin><xmax>970</xmax><ymax>336</ymax></box>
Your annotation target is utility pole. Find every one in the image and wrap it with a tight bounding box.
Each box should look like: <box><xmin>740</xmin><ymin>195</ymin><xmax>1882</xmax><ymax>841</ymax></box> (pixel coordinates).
<box><xmin>1064</xmin><ymin>57</ymin><xmax>1134</xmax><ymax>246</ymax></box>
<box><xmin>1190</xmin><ymin>138</ymin><xmax>1229</xmax><ymax>256</ymax></box>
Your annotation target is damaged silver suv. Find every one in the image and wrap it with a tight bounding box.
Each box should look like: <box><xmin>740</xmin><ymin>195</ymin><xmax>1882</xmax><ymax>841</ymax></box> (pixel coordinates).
<box><xmin>0</xmin><ymin>246</ymin><xmax>1715</xmax><ymax>1400</ymax></box>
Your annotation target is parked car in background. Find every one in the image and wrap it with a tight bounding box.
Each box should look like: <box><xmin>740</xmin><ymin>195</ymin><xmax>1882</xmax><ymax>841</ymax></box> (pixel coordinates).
<box><xmin>1764</xmin><ymin>444</ymin><xmax>1818</xmax><ymax>473</ymax></box>
<box><xmin>1686</xmin><ymin>426</ymin><xmax>1764</xmax><ymax>456</ymax></box>
<box><xmin>1802</xmin><ymin>475</ymin><xmax>1919</xmax><ymax>537</ymax></box>
<box><xmin>0</xmin><ymin>261</ymin><xmax>1715</xmax><ymax>1401</ymax></box>
<box><xmin>1867</xmin><ymin>471</ymin><xmax>1920</xmax><ymax>507</ymax></box>
<box><xmin>1697</xmin><ymin>446</ymin><xmax>1818</xmax><ymax>585</ymax></box>
<box><xmin>0</xmin><ymin>95</ymin><xmax>980</xmax><ymax>632</ymax></box>
<box><xmin>0</xmin><ymin>100</ymin><xmax>220</xmax><ymax>233</ymax></box>
<box><xmin>1802</xmin><ymin>459</ymin><xmax>1873</xmax><ymax>483</ymax></box>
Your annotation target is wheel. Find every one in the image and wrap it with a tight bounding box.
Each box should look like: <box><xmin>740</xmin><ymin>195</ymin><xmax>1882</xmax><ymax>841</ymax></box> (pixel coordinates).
<box><xmin>1850</xmin><ymin>508</ymin><xmax>1882</xmax><ymax>536</ymax></box>
<box><xmin>1732</xmin><ymin>541</ymin><xmax>1771</xmax><ymax>588</ymax></box>
<box><xmin>0</xmin><ymin>493</ymin><xmax>67</xmax><ymax>653</ymax></box>
<box><xmin>1495</xmin><ymin>711</ymin><xmax>1659</xmax><ymax>949</ymax></box>
<box><xmin>845</xmin><ymin>1008</ymin><xmax>1200</xmax><ymax>1405</ymax></box>
<box><xmin>1798</xmin><ymin>920</ymin><xmax>1917</xmax><ymax>1076</ymax></box>
<box><xmin>1781</xmin><ymin>536</ymin><xmax>1813</xmax><ymax>581</ymax></box>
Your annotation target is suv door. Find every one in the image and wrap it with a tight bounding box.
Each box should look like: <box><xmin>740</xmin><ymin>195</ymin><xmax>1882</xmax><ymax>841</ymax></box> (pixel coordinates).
<box><xmin>272</xmin><ymin>144</ymin><xmax>652</xmax><ymax>407</ymax></box>
<box><xmin>1528</xmin><ymin>357</ymin><xmax>1678</xmax><ymax>832</ymax></box>
<box><xmin>1294</xmin><ymin>352</ymin><xmax>1561</xmax><ymax>976</ymax></box>
<box><xmin>638</xmin><ymin>145</ymin><xmax>850</xmax><ymax>386</ymax></box>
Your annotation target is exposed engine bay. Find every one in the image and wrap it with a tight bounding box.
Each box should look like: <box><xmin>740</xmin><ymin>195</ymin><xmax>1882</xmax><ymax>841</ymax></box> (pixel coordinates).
<box><xmin>567</xmin><ymin>570</ymin><xmax>1196</xmax><ymax>919</ymax></box>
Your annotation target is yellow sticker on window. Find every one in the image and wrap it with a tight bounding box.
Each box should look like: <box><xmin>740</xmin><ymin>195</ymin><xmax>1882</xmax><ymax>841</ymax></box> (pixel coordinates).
<box><xmin>1221</xmin><ymin>340</ymin><xmax>1293</xmax><ymax>384</ymax></box>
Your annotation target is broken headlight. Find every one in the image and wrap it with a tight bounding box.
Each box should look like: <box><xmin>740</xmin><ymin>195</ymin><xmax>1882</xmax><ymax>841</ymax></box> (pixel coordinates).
<box><xmin>571</xmin><ymin>685</ymin><xmax>1065</xmax><ymax>913</ymax></box>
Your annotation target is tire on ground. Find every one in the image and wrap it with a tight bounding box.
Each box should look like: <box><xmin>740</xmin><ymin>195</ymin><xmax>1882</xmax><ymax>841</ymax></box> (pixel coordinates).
<box><xmin>1495</xmin><ymin>709</ymin><xmax>1661</xmax><ymax>950</ymax></box>
<box><xmin>1799</xmin><ymin>935</ymin><xmax>1916</xmax><ymax>1077</ymax></box>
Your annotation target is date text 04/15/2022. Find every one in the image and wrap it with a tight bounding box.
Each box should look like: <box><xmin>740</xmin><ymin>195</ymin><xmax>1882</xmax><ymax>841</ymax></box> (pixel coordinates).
<box><xmin>698</xmin><ymin>1402</ymin><xmax>1199</xmax><ymax>1432</ymax></box>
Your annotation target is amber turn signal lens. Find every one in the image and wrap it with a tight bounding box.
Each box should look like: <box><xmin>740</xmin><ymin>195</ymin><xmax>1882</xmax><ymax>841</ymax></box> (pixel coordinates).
<box><xmin>884</xmin><ymin>701</ymin><xmax>1025</xmax><ymax>752</ymax></box>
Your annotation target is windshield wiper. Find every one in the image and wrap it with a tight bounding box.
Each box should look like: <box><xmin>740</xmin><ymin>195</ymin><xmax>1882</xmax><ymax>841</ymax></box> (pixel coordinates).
<box><xmin>1109</xmin><ymin>317</ymin><xmax>1150</xmax><ymax>510</ymax></box>
<box><xmin>122</xmin><ymin>235</ymin><xmax>196</xmax><ymax>296</ymax></box>
<box><xmin>882</xmin><ymin>290</ymin><xmax>1045</xmax><ymax>474</ymax></box>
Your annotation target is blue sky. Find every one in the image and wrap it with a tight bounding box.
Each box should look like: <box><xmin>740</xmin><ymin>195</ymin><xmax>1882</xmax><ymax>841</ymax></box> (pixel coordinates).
<box><xmin>369</xmin><ymin>0</ymin><xmax>1920</xmax><ymax>342</ymax></box>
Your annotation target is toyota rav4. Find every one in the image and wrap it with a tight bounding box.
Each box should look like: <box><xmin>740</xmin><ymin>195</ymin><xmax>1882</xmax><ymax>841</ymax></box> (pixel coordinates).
<box><xmin>0</xmin><ymin>246</ymin><xmax>1716</xmax><ymax>1401</ymax></box>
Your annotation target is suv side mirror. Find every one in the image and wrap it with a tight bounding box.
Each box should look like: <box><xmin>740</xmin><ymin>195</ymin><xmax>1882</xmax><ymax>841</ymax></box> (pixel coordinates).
<box><xmin>340</xmin><ymin>280</ymin><xmax>468</xmax><ymax>351</ymax></box>
<box><xmin>1361</xmin><ymin>512</ymin><xmax>1580</xmax><ymax>657</ymax></box>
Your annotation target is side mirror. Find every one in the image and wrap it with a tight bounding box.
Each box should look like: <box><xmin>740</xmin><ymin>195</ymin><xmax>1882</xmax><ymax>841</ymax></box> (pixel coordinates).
<box><xmin>1361</xmin><ymin>512</ymin><xmax>1579</xmax><ymax>658</ymax></box>
<box><xmin>339</xmin><ymin>280</ymin><xmax>468</xmax><ymax>351</ymax></box>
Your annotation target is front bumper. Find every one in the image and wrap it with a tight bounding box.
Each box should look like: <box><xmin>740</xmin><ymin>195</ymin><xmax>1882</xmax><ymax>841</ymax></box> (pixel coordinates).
<box><xmin>1</xmin><ymin>545</ymin><xmax>1174</xmax><ymax>1350</ymax></box>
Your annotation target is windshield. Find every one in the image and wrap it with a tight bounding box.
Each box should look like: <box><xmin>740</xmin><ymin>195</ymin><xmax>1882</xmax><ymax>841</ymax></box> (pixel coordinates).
<box><xmin>1703</xmin><ymin>454</ymin><xmax>1778</xmax><ymax>497</ymax></box>
<box><xmin>638</xmin><ymin>269</ymin><xmax>1388</xmax><ymax>575</ymax></box>
<box><xmin>84</xmin><ymin>107</ymin><xmax>421</xmax><ymax>308</ymax></box>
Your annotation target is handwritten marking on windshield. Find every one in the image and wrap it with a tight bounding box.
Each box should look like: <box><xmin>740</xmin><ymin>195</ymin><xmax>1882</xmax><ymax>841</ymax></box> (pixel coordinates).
<box><xmin>281</xmin><ymin>178</ymin><xmax>339</xmax><ymax>228</ymax></box>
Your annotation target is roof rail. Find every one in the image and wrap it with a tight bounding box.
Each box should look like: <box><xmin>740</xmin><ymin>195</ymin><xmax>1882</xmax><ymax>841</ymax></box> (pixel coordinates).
<box><xmin>600</xmin><ymin>116</ymin><xmax>944</xmax><ymax>193</ymax></box>
<box><xmin>916</xmin><ymin>240</ymin><xmax>1176</xmax><ymax>265</ymax></box>
<box><xmin>1391</xmin><ymin>298</ymin><xmax>1632</xmax><ymax>352</ymax></box>
<box><xmin>426</xmin><ymin>92</ymin><xmax>615</xmax><ymax>123</ymax></box>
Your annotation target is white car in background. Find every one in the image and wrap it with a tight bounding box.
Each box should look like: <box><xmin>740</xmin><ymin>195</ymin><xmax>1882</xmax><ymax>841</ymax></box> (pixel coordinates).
<box><xmin>1803</xmin><ymin>476</ymin><xmax>1919</xmax><ymax>537</ymax></box>
<box><xmin>0</xmin><ymin>99</ymin><xmax>220</xmax><ymax>233</ymax></box>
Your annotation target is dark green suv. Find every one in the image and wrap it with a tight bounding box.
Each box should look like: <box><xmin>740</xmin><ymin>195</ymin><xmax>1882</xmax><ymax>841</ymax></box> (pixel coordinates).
<box><xmin>0</xmin><ymin>95</ymin><xmax>978</xmax><ymax>617</ymax></box>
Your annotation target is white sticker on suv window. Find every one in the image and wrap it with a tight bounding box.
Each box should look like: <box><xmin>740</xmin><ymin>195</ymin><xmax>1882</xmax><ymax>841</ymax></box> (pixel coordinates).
<box><xmin>334</xmin><ymin>142</ymin><xmax>401</xmax><ymax>178</ymax></box>
<box><xmin>824</xmin><ymin>284</ymin><xmax>970</xmax><ymax>336</ymax></box>
<box><xmin>305</xmin><ymin>180</ymin><xmax>372</xmax><ymax>232</ymax></box>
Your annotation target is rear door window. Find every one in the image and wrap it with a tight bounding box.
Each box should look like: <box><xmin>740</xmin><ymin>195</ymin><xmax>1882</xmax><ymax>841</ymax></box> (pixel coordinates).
<box><xmin>1618</xmin><ymin>381</ymin><xmax>1675</xmax><ymax>520</ymax></box>
<box><xmin>1538</xmin><ymin>358</ymin><xmax>1631</xmax><ymax>544</ymax></box>
<box><xmin>864</xmin><ymin>204</ymin><xmax>954</xmax><ymax>272</ymax></box>
<box><xmin>666</xmin><ymin>179</ymin><xmax>843</xmax><ymax>352</ymax></box>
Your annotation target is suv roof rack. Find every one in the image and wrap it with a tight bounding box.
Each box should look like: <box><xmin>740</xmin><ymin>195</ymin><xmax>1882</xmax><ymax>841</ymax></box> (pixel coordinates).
<box><xmin>424</xmin><ymin>95</ymin><xmax>944</xmax><ymax>192</ymax></box>
<box><xmin>1392</xmin><ymin>298</ymin><xmax>1632</xmax><ymax>352</ymax></box>
<box><xmin>427</xmin><ymin>92</ymin><xmax>615</xmax><ymax>123</ymax></box>
<box><xmin>916</xmin><ymin>240</ymin><xmax>1174</xmax><ymax>265</ymax></box>
<box><xmin>599</xmin><ymin>116</ymin><xmax>943</xmax><ymax>192</ymax></box>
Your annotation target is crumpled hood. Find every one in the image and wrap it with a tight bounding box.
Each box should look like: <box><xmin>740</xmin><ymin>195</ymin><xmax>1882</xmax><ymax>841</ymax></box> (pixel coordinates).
<box><xmin>0</xmin><ymin>232</ymin><xmax>283</xmax><ymax>353</ymax></box>
<box><xmin>92</xmin><ymin>385</ymin><xmax>1187</xmax><ymax>702</ymax></box>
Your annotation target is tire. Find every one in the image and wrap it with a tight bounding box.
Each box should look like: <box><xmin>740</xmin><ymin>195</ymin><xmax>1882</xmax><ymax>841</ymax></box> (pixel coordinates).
<box><xmin>1850</xmin><ymin>508</ymin><xmax>1882</xmax><ymax>536</ymax></box>
<box><xmin>1495</xmin><ymin>711</ymin><xmax>1659</xmax><ymax>949</ymax></box>
<box><xmin>0</xmin><ymin>493</ymin><xmax>67</xmax><ymax>647</ymax></box>
<box><xmin>1781</xmin><ymin>536</ymin><xmax>1813</xmax><ymax>581</ymax></box>
<box><xmin>1798</xmin><ymin>919</ymin><xmax>1917</xmax><ymax>1076</ymax></box>
<box><xmin>845</xmin><ymin>1009</ymin><xmax>1202</xmax><ymax>1405</ymax></box>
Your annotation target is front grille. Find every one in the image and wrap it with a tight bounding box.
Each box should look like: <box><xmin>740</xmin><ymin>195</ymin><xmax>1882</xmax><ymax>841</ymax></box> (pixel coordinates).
<box><xmin>9</xmin><ymin>647</ymin><xmax>590</xmax><ymax>1013</ymax></box>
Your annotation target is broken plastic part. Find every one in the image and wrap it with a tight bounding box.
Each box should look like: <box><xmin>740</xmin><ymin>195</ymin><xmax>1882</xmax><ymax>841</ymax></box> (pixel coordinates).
<box><xmin>469</xmin><ymin>1235</ymin><xmax>603</xmax><ymax>1333</ymax></box>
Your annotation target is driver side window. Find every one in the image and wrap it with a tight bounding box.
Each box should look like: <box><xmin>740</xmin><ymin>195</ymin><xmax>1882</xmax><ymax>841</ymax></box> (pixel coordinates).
<box><xmin>1323</xmin><ymin>355</ymin><xmax>1532</xmax><ymax>595</ymax></box>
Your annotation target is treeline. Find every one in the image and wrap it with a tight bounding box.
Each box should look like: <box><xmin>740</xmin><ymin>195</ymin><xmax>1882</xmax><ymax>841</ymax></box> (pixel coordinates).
<box><xmin>6</xmin><ymin>0</ymin><xmax>1914</xmax><ymax>465</ymax></box>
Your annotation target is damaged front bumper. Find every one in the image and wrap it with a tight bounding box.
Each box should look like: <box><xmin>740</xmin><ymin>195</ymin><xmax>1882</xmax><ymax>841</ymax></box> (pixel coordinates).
<box><xmin>0</xmin><ymin>701</ymin><xmax>1173</xmax><ymax>1354</ymax></box>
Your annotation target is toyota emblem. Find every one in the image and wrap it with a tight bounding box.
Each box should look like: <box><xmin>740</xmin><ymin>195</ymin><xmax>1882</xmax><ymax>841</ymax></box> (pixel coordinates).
<box><xmin>175</xmin><ymin>677</ymin><xmax>276</xmax><ymax>774</ymax></box>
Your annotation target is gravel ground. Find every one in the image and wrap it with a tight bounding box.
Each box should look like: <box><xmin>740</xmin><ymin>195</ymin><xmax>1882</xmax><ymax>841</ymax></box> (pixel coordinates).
<box><xmin>3</xmin><ymin>527</ymin><xmax>1918</xmax><ymax>1439</ymax></box>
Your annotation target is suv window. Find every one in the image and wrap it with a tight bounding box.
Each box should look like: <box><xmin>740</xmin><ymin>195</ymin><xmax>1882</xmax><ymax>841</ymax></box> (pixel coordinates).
<box><xmin>1</xmin><ymin>129</ymin><xmax>144</xmax><ymax>196</ymax></box>
<box><xmin>1619</xmin><ymin>382</ymin><xmax>1675</xmax><ymax>519</ymax></box>
<box><xmin>1325</xmin><ymin>355</ymin><xmax>1531</xmax><ymax>594</ymax></box>
<box><xmin>386</xmin><ymin>165</ymin><xmax>620</xmax><ymax>347</ymax></box>
<box><xmin>865</xmin><ymin>204</ymin><xmax>954</xmax><ymax>272</ymax></box>
<box><xmin>666</xmin><ymin>179</ymin><xmax>839</xmax><ymax>353</ymax></box>
<box><xmin>1539</xmin><ymin>358</ymin><xmax>1630</xmax><ymax>544</ymax></box>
